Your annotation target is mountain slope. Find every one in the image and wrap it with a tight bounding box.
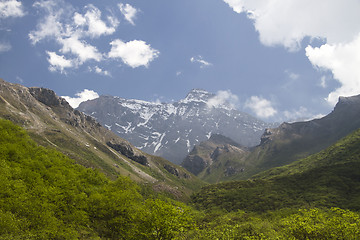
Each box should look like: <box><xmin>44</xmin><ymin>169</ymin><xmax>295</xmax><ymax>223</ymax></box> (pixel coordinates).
<box><xmin>192</xmin><ymin>127</ymin><xmax>360</xmax><ymax>212</ymax></box>
<box><xmin>239</xmin><ymin>94</ymin><xmax>360</xmax><ymax>178</ymax></box>
<box><xmin>0</xmin><ymin>118</ymin><xmax>196</xmax><ymax>239</ymax></box>
<box><xmin>0</xmin><ymin>78</ymin><xmax>204</xmax><ymax>198</ymax></box>
<box><xmin>187</xmin><ymin>94</ymin><xmax>360</xmax><ymax>180</ymax></box>
<box><xmin>182</xmin><ymin>134</ymin><xmax>250</xmax><ymax>183</ymax></box>
<box><xmin>78</xmin><ymin>89</ymin><xmax>275</xmax><ymax>164</ymax></box>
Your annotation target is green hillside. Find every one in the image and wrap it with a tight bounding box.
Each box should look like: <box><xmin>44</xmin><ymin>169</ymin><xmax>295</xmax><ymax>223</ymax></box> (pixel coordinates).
<box><xmin>0</xmin><ymin>119</ymin><xmax>196</xmax><ymax>239</ymax></box>
<box><xmin>2</xmin><ymin>112</ymin><xmax>360</xmax><ymax>239</ymax></box>
<box><xmin>192</xmin><ymin>128</ymin><xmax>360</xmax><ymax>212</ymax></box>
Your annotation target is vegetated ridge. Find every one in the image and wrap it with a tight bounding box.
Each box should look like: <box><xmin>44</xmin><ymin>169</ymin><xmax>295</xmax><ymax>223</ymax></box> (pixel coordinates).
<box><xmin>183</xmin><ymin>93</ymin><xmax>360</xmax><ymax>182</ymax></box>
<box><xmin>191</xmin><ymin>126</ymin><xmax>360</xmax><ymax>212</ymax></box>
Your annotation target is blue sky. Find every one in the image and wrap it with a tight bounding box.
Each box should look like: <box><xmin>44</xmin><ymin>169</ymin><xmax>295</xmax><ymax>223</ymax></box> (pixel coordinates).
<box><xmin>1</xmin><ymin>0</ymin><xmax>360</xmax><ymax>123</ymax></box>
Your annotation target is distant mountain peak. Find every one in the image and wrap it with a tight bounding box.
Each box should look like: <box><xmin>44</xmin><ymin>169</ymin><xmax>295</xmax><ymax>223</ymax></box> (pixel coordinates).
<box><xmin>337</xmin><ymin>94</ymin><xmax>360</xmax><ymax>107</ymax></box>
<box><xmin>180</xmin><ymin>89</ymin><xmax>215</xmax><ymax>104</ymax></box>
<box><xmin>78</xmin><ymin>89</ymin><xmax>274</xmax><ymax>164</ymax></box>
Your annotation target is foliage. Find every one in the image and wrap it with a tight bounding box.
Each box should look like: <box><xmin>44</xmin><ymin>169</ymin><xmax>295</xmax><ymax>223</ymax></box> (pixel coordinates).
<box><xmin>281</xmin><ymin>208</ymin><xmax>360</xmax><ymax>239</ymax></box>
<box><xmin>192</xmin><ymin>128</ymin><xmax>360</xmax><ymax>213</ymax></box>
<box><xmin>2</xmin><ymin>118</ymin><xmax>360</xmax><ymax>239</ymax></box>
<box><xmin>0</xmin><ymin>119</ymin><xmax>194</xmax><ymax>239</ymax></box>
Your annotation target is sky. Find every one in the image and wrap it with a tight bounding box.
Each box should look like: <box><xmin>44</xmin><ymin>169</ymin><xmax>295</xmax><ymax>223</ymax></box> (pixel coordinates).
<box><xmin>1</xmin><ymin>0</ymin><xmax>360</xmax><ymax>123</ymax></box>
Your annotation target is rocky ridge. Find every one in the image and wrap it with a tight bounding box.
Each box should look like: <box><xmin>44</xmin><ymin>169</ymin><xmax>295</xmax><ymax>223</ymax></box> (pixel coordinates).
<box><xmin>78</xmin><ymin>89</ymin><xmax>275</xmax><ymax>164</ymax></box>
<box><xmin>182</xmin><ymin>93</ymin><xmax>360</xmax><ymax>182</ymax></box>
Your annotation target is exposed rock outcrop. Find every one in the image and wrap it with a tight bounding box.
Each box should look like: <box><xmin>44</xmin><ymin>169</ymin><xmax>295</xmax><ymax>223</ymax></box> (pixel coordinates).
<box><xmin>107</xmin><ymin>141</ymin><xmax>149</xmax><ymax>166</ymax></box>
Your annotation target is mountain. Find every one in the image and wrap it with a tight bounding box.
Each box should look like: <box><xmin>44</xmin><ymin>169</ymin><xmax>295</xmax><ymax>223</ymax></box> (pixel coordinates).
<box><xmin>240</xmin><ymin>94</ymin><xmax>360</xmax><ymax>178</ymax></box>
<box><xmin>0</xmin><ymin>78</ymin><xmax>204</xmax><ymax>199</ymax></box>
<box><xmin>78</xmin><ymin>89</ymin><xmax>275</xmax><ymax>164</ymax></box>
<box><xmin>185</xmin><ymin>94</ymin><xmax>360</xmax><ymax>181</ymax></box>
<box><xmin>192</xmin><ymin>127</ymin><xmax>360</xmax><ymax>212</ymax></box>
<box><xmin>182</xmin><ymin>134</ymin><xmax>250</xmax><ymax>183</ymax></box>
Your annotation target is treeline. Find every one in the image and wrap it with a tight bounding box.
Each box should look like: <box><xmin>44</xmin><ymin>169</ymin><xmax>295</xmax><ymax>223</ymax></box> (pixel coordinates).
<box><xmin>1</xmin><ymin>118</ymin><xmax>360</xmax><ymax>239</ymax></box>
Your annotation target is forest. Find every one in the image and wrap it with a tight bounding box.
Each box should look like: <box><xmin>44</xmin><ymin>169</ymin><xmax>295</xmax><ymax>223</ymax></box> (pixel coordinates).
<box><xmin>1</xmin><ymin>118</ymin><xmax>360</xmax><ymax>239</ymax></box>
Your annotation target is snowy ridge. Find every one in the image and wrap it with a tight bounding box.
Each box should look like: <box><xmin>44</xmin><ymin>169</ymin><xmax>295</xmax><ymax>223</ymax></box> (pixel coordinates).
<box><xmin>78</xmin><ymin>89</ymin><xmax>276</xmax><ymax>164</ymax></box>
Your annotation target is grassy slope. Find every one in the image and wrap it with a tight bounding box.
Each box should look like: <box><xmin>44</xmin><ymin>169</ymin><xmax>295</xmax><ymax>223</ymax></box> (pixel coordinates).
<box><xmin>2</xmin><ymin>118</ymin><xmax>360</xmax><ymax>239</ymax></box>
<box><xmin>0</xmin><ymin>79</ymin><xmax>205</xmax><ymax>200</ymax></box>
<box><xmin>0</xmin><ymin>119</ymin><xmax>196</xmax><ymax>239</ymax></box>
<box><xmin>192</xmin><ymin>128</ymin><xmax>360</xmax><ymax>212</ymax></box>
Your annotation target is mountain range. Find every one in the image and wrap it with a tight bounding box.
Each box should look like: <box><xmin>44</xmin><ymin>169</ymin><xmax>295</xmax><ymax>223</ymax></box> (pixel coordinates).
<box><xmin>0</xmin><ymin>78</ymin><xmax>204</xmax><ymax>199</ymax></box>
<box><xmin>183</xmin><ymin>93</ymin><xmax>360</xmax><ymax>182</ymax></box>
<box><xmin>78</xmin><ymin>89</ymin><xmax>276</xmax><ymax>164</ymax></box>
<box><xmin>2</xmin><ymin>78</ymin><xmax>360</xmax><ymax>238</ymax></box>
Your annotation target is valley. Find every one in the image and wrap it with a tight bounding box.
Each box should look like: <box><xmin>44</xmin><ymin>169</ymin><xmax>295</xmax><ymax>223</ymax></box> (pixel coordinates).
<box><xmin>1</xmin><ymin>78</ymin><xmax>360</xmax><ymax>239</ymax></box>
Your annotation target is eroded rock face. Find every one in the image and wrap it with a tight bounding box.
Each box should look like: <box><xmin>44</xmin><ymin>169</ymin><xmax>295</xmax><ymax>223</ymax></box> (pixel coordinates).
<box><xmin>29</xmin><ymin>87</ymin><xmax>71</xmax><ymax>109</ymax></box>
<box><xmin>182</xmin><ymin>155</ymin><xmax>208</xmax><ymax>175</ymax></box>
<box><xmin>163</xmin><ymin>164</ymin><xmax>179</xmax><ymax>176</ymax></box>
<box><xmin>107</xmin><ymin>141</ymin><xmax>149</xmax><ymax>166</ymax></box>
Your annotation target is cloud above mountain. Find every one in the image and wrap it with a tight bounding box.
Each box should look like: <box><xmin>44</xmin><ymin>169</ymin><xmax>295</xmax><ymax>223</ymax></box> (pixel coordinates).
<box><xmin>245</xmin><ymin>96</ymin><xmax>277</xmax><ymax>119</ymax></box>
<box><xmin>223</xmin><ymin>0</ymin><xmax>360</xmax><ymax>105</ymax></box>
<box><xmin>207</xmin><ymin>90</ymin><xmax>239</xmax><ymax>109</ymax></box>
<box><xmin>108</xmin><ymin>39</ymin><xmax>160</xmax><ymax>68</ymax></box>
<box><xmin>62</xmin><ymin>89</ymin><xmax>99</xmax><ymax>108</ymax></box>
<box><xmin>28</xmin><ymin>0</ymin><xmax>159</xmax><ymax>73</ymax></box>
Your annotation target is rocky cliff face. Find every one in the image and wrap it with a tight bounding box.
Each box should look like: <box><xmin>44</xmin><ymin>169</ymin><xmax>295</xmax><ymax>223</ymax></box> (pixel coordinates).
<box><xmin>260</xmin><ymin>94</ymin><xmax>360</xmax><ymax>147</ymax></box>
<box><xmin>78</xmin><ymin>89</ymin><xmax>275</xmax><ymax>164</ymax></box>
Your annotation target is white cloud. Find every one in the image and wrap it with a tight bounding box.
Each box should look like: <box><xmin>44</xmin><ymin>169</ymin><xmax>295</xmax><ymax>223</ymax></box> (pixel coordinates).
<box><xmin>108</xmin><ymin>39</ymin><xmax>160</xmax><ymax>68</ymax></box>
<box><xmin>285</xmin><ymin>70</ymin><xmax>300</xmax><ymax>81</ymax></box>
<box><xmin>0</xmin><ymin>0</ymin><xmax>25</xmax><ymax>18</ymax></box>
<box><xmin>190</xmin><ymin>55</ymin><xmax>213</xmax><ymax>68</ymax></box>
<box><xmin>29</xmin><ymin>1</ymin><xmax>114</xmax><ymax>72</ymax></box>
<box><xmin>29</xmin><ymin>1</ymin><xmax>160</xmax><ymax>73</ymax></box>
<box><xmin>306</xmin><ymin>34</ymin><xmax>360</xmax><ymax>105</ymax></box>
<box><xmin>224</xmin><ymin>0</ymin><xmax>360</xmax><ymax>105</ymax></box>
<box><xmin>207</xmin><ymin>90</ymin><xmax>239</xmax><ymax>109</ymax></box>
<box><xmin>283</xmin><ymin>106</ymin><xmax>325</xmax><ymax>123</ymax></box>
<box><xmin>0</xmin><ymin>42</ymin><xmax>11</xmax><ymax>53</ymax></box>
<box><xmin>245</xmin><ymin>96</ymin><xmax>277</xmax><ymax>119</ymax></box>
<box><xmin>319</xmin><ymin>76</ymin><xmax>327</xmax><ymax>88</ymax></box>
<box><xmin>91</xmin><ymin>66</ymin><xmax>111</xmax><ymax>77</ymax></box>
<box><xmin>59</xmin><ymin>36</ymin><xmax>102</xmax><ymax>63</ymax></box>
<box><xmin>62</xmin><ymin>89</ymin><xmax>99</xmax><ymax>108</ymax></box>
<box><xmin>29</xmin><ymin>0</ymin><xmax>68</xmax><ymax>44</ymax></box>
<box><xmin>118</xmin><ymin>3</ymin><xmax>138</xmax><ymax>25</ymax></box>
<box><xmin>223</xmin><ymin>0</ymin><xmax>360</xmax><ymax>51</ymax></box>
<box><xmin>46</xmin><ymin>51</ymin><xmax>74</xmax><ymax>73</ymax></box>
<box><xmin>73</xmin><ymin>4</ymin><xmax>118</xmax><ymax>38</ymax></box>
<box><xmin>223</xmin><ymin>0</ymin><xmax>244</xmax><ymax>13</ymax></box>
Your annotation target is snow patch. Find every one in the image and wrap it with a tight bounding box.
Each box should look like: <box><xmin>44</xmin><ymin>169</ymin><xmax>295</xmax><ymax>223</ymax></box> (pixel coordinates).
<box><xmin>154</xmin><ymin>133</ymin><xmax>166</xmax><ymax>153</ymax></box>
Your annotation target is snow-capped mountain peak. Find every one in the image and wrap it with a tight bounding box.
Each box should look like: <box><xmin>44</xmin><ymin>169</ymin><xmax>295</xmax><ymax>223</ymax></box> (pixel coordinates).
<box><xmin>180</xmin><ymin>89</ymin><xmax>214</xmax><ymax>104</ymax></box>
<box><xmin>78</xmin><ymin>89</ymin><xmax>276</xmax><ymax>164</ymax></box>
